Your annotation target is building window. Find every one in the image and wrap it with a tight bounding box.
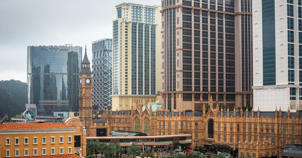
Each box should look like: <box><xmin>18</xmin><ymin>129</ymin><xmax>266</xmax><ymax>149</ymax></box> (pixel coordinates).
<box><xmin>51</xmin><ymin>147</ymin><xmax>55</xmax><ymax>155</ymax></box>
<box><xmin>15</xmin><ymin>137</ymin><xmax>19</xmax><ymax>145</ymax></box>
<box><xmin>6</xmin><ymin>138</ymin><xmax>10</xmax><ymax>145</ymax></box>
<box><xmin>6</xmin><ymin>149</ymin><xmax>10</xmax><ymax>157</ymax></box>
<box><xmin>42</xmin><ymin>148</ymin><xmax>46</xmax><ymax>155</ymax></box>
<box><xmin>68</xmin><ymin>147</ymin><xmax>72</xmax><ymax>154</ymax></box>
<box><xmin>74</xmin><ymin>135</ymin><xmax>81</xmax><ymax>147</ymax></box>
<box><xmin>68</xmin><ymin>136</ymin><xmax>72</xmax><ymax>144</ymax></box>
<box><xmin>51</xmin><ymin>136</ymin><xmax>55</xmax><ymax>144</ymax></box>
<box><xmin>24</xmin><ymin>149</ymin><xmax>29</xmax><ymax>156</ymax></box>
<box><xmin>288</xmin><ymin>30</ymin><xmax>294</xmax><ymax>42</ymax></box>
<box><xmin>24</xmin><ymin>137</ymin><xmax>29</xmax><ymax>145</ymax></box>
<box><xmin>42</xmin><ymin>137</ymin><xmax>46</xmax><ymax>144</ymax></box>
<box><xmin>59</xmin><ymin>136</ymin><xmax>64</xmax><ymax>144</ymax></box>
<box><xmin>33</xmin><ymin>137</ymin><xmax>38</xmax><ymax>144</ymax></box>
<box><xmin>33</xmin><ymin>148</ymin><xmax>38</xmax><ymax>156</ymax></box>
<box><xmin>208</xmin><ymin>119</ymin><xmax>214</xmax><ymax>138</ymax></box>
<box><xmin>60</xmin><ymin>147</ymin><xmax>64</xmax><ymax>155</ymax></box>
<box><xmin>15</xmin><ymin>149</ymin><xmax>20</xmax><ymax>157</ymax></box>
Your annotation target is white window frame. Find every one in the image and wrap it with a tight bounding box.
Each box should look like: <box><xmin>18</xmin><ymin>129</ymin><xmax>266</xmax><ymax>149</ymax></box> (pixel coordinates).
<box><xmin>42</xmin><ymin>148</ymin><xmax>46</xmax><ymax>156</ymax></box>
<box><xmin>51</xmin><ymin>136</ymin><xmax>55</xmax><ymax>144</ymax></box>
<box><xmin>15</xmin><ymin>137</ymin><xmax>19</xmax><ymax>145</ymax></box>
<box><xmin>59</xmin><ymin>147</ymin><xmax>64</xmax><ymax>155</ymax></box>
<box><xmin>6</xmin><ymin>149</ymin><xmax>10</xmax><ymax>157</ymax></box>
<box><xmin>68</xmin><ymin>136</ymin><xmax>72</xmax><ymax>144</ymax></box>
<box><xmin>51</xmin><ymin>147</ymin><xmax>55</xmax><ymax>155</ymax></box>
<box><xmin>24</xmin><ymin>149</ymin><xmax>29</xmax><ymax>156</ymax></box>
<box><xmin>33</xmin><ymin>137</ymin><xmax>38</xmax><ymax>145</ymax></box>
<box><xmin>68</xmin><ymin>147</ymin><xmax>72</xmax><ymax>154</ymax></box>
<box><xmin>42</xmin><ymin>137</ymin><xmax>46</xmax><ymax>144</ymax></box>
<box><xmin>24</xmin><ymin>137</ymin><xmax>29</xmax><ymax>145</ymax></box>
<box><xmin>59</xmin><ymin>136</ymin><xmax>64</xmax><ymax>144</ymax></box>
<box><xmin>15</xmin><ymin>149</ymin><xmax>20</xmax><ymax>157</ymax></box>
<box><xmin>6</xmin><ymin>138</ymin><xmax>10</xmax><ymax>145</ymax></box>
<box><xmin>33</xmin><ymin>148</ymin><xmax>38</xmax><ymax>156</ymax></box>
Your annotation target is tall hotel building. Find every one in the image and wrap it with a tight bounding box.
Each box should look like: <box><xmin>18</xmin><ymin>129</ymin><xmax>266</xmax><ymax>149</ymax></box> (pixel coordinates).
<box><xmin>27</xmin><ymin>45</ymin><xmax>82</xmax><ymax>116</ymax></box>
<box><xmin>161</xmin><ymin>0</ymin><xmax>253</xmax><ymax>111</ymax></box>
<box><xmin>253</xmin><ymin>0</ymin><xmax>302</xmax><ymax>111</ymax></box>
<box><xmin>112</xmin><ymin>3</ymin><xmax>161</xmax><ymax>110</ymax></box>
<box><xmin>92</xmin><ymin>39</ymin><xmax>112</xmax><ymax>110</ymax></box>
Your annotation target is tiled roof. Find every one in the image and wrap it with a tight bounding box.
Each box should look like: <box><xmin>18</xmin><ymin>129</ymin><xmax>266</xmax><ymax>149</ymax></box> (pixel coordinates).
<box><xmin>0</xmin><ymin>122</ymin><xmax>70</xmax><ymax>130</ymax></box>
<box><xmin>19</xmin><ymin>154</ymin><xmax>81</xmax><ymax>158</ymax></box>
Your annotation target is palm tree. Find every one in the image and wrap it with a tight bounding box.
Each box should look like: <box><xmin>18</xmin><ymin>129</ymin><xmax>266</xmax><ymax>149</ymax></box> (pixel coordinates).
<box><xmin>142</xmin><ymin>149</ymin><xmax>153</xmax><ymax>158</ymax></box>
<box><xmin>127</xmin><ymin>144</ymin><xmax>140</xmax><ymax>158</ymax></box>
<box><xmin>187</xmin><ymin>152</ymin><xmax>200</xmax><ymax>158</ymax></box>
<box><xmin>87</xmin><ymin>140</ymin><xmax>99</xmax><ymax>157</ymax></box>
<box><xmin>217</xmin><ymin>153</ymin><xmax>225</xmax><ymax>158</ymax></box>
<box><xmin>112</xmin><ymin>143</ymin><xmax>121</xmax><ymax>157</ymax></box>
<box><xmin>96</xmin><ymin>142</ymin><xmax>107</xmax><ymax>157</ymax></box>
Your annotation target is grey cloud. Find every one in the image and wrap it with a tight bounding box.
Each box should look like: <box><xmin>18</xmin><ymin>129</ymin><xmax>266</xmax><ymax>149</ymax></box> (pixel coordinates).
<box><xmin>0</xmin><ymin>0</ymin><xmax>160</xmax><ymax>82</ymax></box>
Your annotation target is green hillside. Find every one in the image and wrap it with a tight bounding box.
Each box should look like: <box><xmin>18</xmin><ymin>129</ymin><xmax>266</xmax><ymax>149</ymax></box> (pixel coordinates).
<box><xmin>0</xmin><ymin>80</ymin><xmax>27</xmax><ymax>118</ymax></box>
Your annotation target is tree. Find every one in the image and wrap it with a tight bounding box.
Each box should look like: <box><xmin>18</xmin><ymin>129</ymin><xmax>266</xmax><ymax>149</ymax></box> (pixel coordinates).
<box><xmin>188</xmin><ymin>152</ymin><xmax>200</xmax><ymax>158</ymax></box>
<box><xmin>142</xmin><ymin>149</ymin><xmax>153</xmax><ymax>158</ymax></box>
<box><xmin>217</xmin><ymin>153</ymin><xmax>225</xmax><ymax>158</ymax></box>
<box><xmin>199</xmin><ymin>153</ymin><xmax>206</xmax><ymax>158</ymax></box>
<box><xmin>127</xmin><ymin>144</ymin><xmax>140</xmax><ymax>158</ymax></box>
<box><xmin>86</xmin><ymin>155</ymin><xmax>96</xmax><ymax>158</ymax></box>
<box><xmin>175</xmin><ymin>153</ymin><xmax>186</xmax><ymax>158</ymax></box>
<box><xmin>87</xmin><ymin>141</ymin><xmax>99</xmax><ymax>156</ymax></box>
<box><xmin>96</xmin><ymin>142</ymin><xmax>107</xmax><ymax>157</ymax></box>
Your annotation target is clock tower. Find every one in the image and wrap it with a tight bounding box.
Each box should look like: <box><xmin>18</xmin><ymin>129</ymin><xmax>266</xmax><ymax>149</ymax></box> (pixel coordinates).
<box><xmin>79</xmin><ymin>46</ymin><xmax>93</xmax><ymax>135</ymax></box>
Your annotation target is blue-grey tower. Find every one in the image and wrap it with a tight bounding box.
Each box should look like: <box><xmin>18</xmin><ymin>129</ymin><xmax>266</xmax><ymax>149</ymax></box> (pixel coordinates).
<box><xmin>92</xmin><ymin>39</ymin><xmax>112</xmax><ymax>110</ymax></box>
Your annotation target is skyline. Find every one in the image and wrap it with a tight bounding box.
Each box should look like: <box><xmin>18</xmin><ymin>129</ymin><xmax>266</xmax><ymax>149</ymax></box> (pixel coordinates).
<box><xmin>0</xmin><ymin>0</ymin><xmax>160</xmax><ymax>82</ymax></box>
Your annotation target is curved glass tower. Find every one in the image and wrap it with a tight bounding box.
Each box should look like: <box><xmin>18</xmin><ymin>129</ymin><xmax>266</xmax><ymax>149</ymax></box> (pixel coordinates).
<box><xmin>92</xmin><ymin>39</ymin><xmax>112</xmax><ymax>110</ymax></box>
<box><xmin>27</xmin><ymin>45</ymin><xmax>82</xmax><ymax>116</ymax></box>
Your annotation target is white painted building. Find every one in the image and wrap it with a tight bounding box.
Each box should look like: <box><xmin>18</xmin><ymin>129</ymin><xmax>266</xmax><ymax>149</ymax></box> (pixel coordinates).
<box><xmin>253</xmin><ymin>0</ymin><xmax>302</xmax><ymax>111</ymax></box>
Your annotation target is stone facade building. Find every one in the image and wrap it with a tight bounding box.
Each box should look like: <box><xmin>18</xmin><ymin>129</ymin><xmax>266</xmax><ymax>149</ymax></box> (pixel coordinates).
<box><xmin>79</xmin><ymin>45</ymin><xmax>302</xmax><ymax>158</ymax></box>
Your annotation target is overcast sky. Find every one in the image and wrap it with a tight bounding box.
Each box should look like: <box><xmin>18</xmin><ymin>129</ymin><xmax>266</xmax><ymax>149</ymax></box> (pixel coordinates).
<box><xmin>0</xmin><ymin>0</ymin><xmax>160</xmax><ymax>82</ymax></box>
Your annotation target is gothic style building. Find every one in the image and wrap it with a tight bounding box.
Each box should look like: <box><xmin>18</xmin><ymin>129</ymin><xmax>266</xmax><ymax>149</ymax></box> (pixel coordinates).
<box><xmin>79</xmin><ymin>50</ymin><xmax>302</xmax><ymax>158</ymax></box>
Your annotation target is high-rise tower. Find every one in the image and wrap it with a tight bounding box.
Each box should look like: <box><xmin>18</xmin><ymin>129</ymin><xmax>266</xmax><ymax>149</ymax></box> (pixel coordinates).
<box><xmin>79</xmin><ymin>47</ymin><xmax>93</xmax><ymax>134</ymax></box>
<box><xmin>27</xmin><ymin>45</ymin><xmax>82</xmax><ymax>116</ymax></box>
<box><xmin>161</xmin><ymin>0</ymin><xmax>253</xmax><ymax>111</ymax></box>
<box><xmin>253</xmin><ymin>0</ymin><xmax>302</xmax><ymax>111</ymax></box>
<box><xmin>92</xmin><ymin>39</ymin><xmax>112</xmax><ymax>110</ymax></box>
<box><xmin>112</xmin><ymin>3</ymin><xmax>161</xmax><ymax>110</ymax></box>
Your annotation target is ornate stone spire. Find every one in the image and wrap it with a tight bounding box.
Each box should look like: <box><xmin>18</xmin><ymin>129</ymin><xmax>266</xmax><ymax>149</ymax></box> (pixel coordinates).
<box><xmin>80</xmin><ymin>45</ymin><xmax>91</xmax><ymax>74</ymax></box>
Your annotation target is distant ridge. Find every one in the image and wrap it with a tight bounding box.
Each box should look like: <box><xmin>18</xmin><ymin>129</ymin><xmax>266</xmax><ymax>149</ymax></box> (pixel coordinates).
<box><xmin>0</xmin><ymin>80</ymin><xmax>27</xmax><ymax>118</ymax></box>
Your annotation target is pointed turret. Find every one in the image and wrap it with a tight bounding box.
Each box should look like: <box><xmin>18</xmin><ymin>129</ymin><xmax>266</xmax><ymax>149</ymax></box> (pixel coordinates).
<box><xmin>81</xmin><ymin>46</ymin><xmax>91</xmax><ymax>74</ymax></box>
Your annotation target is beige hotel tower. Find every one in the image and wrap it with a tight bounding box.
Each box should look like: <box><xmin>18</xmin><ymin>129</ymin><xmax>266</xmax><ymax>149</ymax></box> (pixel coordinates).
<box><xmin>112</xmin><ymin>3</ymin><xmax>162</xmax><ymax>110</ymax></box>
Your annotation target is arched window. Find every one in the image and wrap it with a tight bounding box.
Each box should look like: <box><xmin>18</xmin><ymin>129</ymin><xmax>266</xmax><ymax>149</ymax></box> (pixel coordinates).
<box><xmin>144</xmin><ymin>118</ymin><xmax>150</xmax><ymax>135</ymax></box>
<box><xmin>208</xmin><ymin>119</ymin><xmax>214</xmax><ymax>138</ymax></box>
<box><xmin>135</xmin><ymin>119</ymin><xmax>140</xmax><ymax>132</ymax></box>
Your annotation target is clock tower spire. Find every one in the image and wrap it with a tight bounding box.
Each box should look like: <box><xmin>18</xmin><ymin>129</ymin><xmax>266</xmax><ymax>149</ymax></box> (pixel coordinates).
<box><xmin>79</xmin><ymin>46</ymin><xmax>93</xmax><ymax>136</ymax></box>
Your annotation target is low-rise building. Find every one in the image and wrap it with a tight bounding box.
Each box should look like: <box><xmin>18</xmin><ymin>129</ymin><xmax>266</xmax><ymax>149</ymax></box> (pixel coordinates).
<box><xmin>0</xmin><ymin>122</ymin><xmax>85</xmax><ymax>158</ymax></box>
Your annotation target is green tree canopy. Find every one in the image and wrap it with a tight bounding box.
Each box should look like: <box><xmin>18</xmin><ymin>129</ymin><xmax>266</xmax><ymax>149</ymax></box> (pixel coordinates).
<box><xmin>127</xmin><ymin>144</ymin><xmax>141</xmax><ymax>157</ymax></box>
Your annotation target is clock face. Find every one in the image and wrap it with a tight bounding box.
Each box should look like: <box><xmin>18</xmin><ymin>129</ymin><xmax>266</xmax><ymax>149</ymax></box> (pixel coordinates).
<box><xmin>86</xmin><ymin>78</ymin><xmax>91</xmax><ymax>84</ymax></box>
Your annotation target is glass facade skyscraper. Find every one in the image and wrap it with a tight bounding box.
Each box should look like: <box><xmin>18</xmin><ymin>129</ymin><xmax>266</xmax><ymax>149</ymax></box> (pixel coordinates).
<box><xmin>253</xmin><ymin>0</ymin><xmax>302</xmax><ymax>111</ymax></box>
<box><xmin>92</xmin><ymin>39</ymin><xmax>112</xmax><ymax>110</ymax></box>
<box><xmin>112</xmin><ymin>3</ymin><xmax>160</xmax><ymax>110</ymax></box>
<box><xmin>27</xmin><ymin>45</ymin><xmax>82</xmax><ymax>116</ymax></box>
<box><xmin>161</xmin><ymin>0</ymin><xmax>253</xmax><ymax>111</ymax></box>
